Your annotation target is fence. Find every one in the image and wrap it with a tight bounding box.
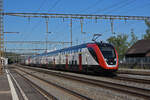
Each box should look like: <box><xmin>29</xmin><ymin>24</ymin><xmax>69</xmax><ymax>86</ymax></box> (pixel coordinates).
<box><xmin>119</xmin><ymin>57</ymin><xmax>150</xmax><ymax>69</ymax></box>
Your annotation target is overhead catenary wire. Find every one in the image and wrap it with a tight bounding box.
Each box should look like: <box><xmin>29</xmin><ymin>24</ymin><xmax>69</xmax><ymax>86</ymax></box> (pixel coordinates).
<box><xmin>47</xmin><ymin>0</ymin><xmax>62</xmax><ymax>12</ymax></box>
<box><xmin>23</xmin><ymin>0</ymin><xmax>62</xmax><ymax>42</ymax></box>
<box><xmin>21</xmin><ymin>0</ymin><xmax>48</xmax><ymax>41</ymax></box>
<box><xmin>103</xmin><ymin>0</ymin><xmax>137</xmax><ymax>14</ymax></box>
<box><xmin>92</xmin><ymin>0</ymin><xmax>130</xmax><ymax>14</ymax></box>
<box><xmin>77</xmin><ymin>0</ymin><xmax>104</xmax><ymax>13</ymax></box>
<box><xmin>119</xmin><ymin>2</ymin><xmax>150</xmax><ymax>14</ymax></box>
<box><xmin>36</xmin><ymin>0</ymin><xmax>47</xmax><ymax>12</ymax></box>
<box><xmin>103</xmin><ymin>0</ymin><xmax>137</xmax><ymax>35</ymax></box>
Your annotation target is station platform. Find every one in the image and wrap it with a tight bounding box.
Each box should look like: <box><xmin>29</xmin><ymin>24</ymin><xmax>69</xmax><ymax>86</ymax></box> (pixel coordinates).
<box><xmin>0</xmin><ymin>67</ymin><xmax>48</xmax><ymax>100</ymax></box>
<box><xmin>0</xmin><ymin>71</ymin><xmax>12</xmax><ymax>100</ymax></box>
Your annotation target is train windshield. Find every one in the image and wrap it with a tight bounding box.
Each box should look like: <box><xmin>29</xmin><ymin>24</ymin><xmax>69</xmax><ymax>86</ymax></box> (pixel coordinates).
<box><xmin>97</xmin><ymin>44</ymin><xmax>116</xmax><ymax>59</ymax></box>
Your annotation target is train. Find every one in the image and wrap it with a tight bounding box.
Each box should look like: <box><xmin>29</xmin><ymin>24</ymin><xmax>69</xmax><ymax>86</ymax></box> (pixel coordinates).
<box><xmin>22</xmin><ymin>42</ymin><xmax>119</xmax><ymax>73</ymax></box>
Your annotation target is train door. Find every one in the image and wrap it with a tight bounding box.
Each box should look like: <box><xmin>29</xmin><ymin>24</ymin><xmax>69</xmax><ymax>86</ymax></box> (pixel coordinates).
<box><xmin>79</xmin><ymin>53</ymin><xmax>82</xmax><ymax>71</ymax></box>
<box><xmin>65</xmin><ymin>54</ymin><xmax>68</xmax><ymax>69</ymax></box>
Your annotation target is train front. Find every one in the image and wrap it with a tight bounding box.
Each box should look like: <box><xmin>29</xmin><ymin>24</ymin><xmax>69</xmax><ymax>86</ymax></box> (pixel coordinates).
<box><xmin>88</xmin><ymin>42</ymin><xmax>119</xmax><ymax>72</ymax></box>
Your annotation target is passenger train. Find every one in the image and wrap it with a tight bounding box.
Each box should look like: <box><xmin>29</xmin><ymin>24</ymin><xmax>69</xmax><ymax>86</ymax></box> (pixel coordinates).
<box><xmin>23</xmin><ymin>42</ymin><xmax>119</xmax><ymax>73</ymax></box>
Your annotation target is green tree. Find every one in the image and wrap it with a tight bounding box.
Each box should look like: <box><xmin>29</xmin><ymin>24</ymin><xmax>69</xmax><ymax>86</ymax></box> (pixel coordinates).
<box><xmin>129</xmin><ymin>29</ymin><xmax>138</xmax><ymax>47</ymax></box>
<box><xmin>143</xmin><ymin>20</ymin><xmax>150</xmax><ymax>39</ymax></box>
<box><xmin>107</xmin><ymin>34</ymin><xmax>129</xmax><ymax>60</ymax></box>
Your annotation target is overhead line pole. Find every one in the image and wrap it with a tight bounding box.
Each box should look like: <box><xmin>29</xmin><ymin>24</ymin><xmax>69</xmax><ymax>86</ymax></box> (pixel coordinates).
<box><xmin>70</xmin><ymin>18</ymin><xmax>72</xmax><ymax>46</ymax></box>
<box><xmin>45</xmin><ymin>18</ymin><xmax>49</xmax><ymax>52</ymax></box>
<box><xmin>0</xmin><ymin>0</ymin><xmax>3</xmax><ymax>75</ymax></box>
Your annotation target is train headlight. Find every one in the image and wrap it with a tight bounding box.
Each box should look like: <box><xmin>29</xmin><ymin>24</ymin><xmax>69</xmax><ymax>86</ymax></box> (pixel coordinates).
<box><xmin>104</xmin><ymin>59</ymin><xmax>107</xmax><ymax>61</ymax></box>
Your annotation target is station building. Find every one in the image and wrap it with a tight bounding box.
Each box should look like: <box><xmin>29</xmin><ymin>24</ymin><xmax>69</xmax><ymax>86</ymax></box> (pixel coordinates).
<box><xmin>124</xmin><ymin>39</ymin><xmax>150</xmax><ymax>68</ymax></box>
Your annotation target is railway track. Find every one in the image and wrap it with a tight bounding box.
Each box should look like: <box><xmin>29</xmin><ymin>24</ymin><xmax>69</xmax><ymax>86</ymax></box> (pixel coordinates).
<box><xmin>117</xmin><ymin>70</ymin><xmax>150</xmax><ymax>76</ymax></box>
<box><xmin>10</xmin><ymin>69</ymin><xmax>58</xmax><ymax>100</ymax></box>
<box><xmin>113</xmin><ymin>75</ymin><xmax>150</xmax><ymax>84</ymax></box>
<box><xmin>13</xmin><ymin>67</ymin><xmax>92</xmax><ymax>100</ymax></box>
<box><xmin>15</xmin><ymin>65</ymin><xmax>150</xmax><ymax>99</ymax></box>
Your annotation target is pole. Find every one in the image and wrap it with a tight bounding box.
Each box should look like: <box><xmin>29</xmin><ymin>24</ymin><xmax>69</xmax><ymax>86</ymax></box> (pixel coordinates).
<box><xmin>0</xmin><ymin>0</ymin><xmax>3</xmax><ymax>75</ymax></box>
<box><xmin>70</xmin><ymin>18</ymin><xmax>72</xmax><ymax>46</ymax></box>
<box><xmin>45</xmin><ymin>18</ymin><xmax>49</xmax><ymax>52</ymax></box>
<box><xmin>110</xmin><ymin>19</ymin><xmax>114</xmax><ymax>34</ymax></box>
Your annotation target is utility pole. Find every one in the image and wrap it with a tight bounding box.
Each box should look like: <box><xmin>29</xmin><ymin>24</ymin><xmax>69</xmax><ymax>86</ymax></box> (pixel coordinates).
<box><xmin>45</xmin><ymin>18</ymin><xmax>52</xmax><ymax>52</ymax></box>
<box><xmin>45</xmin><ymin>18</ymin><xmax>49</xmax><ymax>52</ymax></box>
<box><xmin>70</xmin><ymin>18</ymin><xmax>72</xmax><ymax>46</ymax></box>
<box><xmin>0</xmin><ymin>0</ymin><xmax>3</xmax><ymax>75</ymax></box>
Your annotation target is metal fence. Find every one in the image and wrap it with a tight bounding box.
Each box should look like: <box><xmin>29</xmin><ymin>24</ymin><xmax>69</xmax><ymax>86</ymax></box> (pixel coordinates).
<box><xmin>119</xmin><ymin>57</ymin><xmax>150</xmax><ymax>69</ymax></box>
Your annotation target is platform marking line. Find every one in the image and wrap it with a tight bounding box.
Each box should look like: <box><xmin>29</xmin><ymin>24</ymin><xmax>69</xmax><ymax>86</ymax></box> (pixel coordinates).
<box><xmin>0</xmin><ymin>90</ymin><xmax>11</xmax><ymax>94</ymax></box>
<box><xmin>5</xmin><ymin>69</ymin><xmax>19</xmax><ymax>100</ymax></box>
<box><xmin>8</xmin><ymin>70</ymin><xmax>29</xmax><ymax>100</ymax></box>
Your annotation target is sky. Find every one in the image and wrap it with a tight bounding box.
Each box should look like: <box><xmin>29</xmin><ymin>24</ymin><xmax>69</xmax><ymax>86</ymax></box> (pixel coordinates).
<box><xmin>3</xmin><ymin>0</ymin><xmax>150</xmax><ymax>53</ymax></box>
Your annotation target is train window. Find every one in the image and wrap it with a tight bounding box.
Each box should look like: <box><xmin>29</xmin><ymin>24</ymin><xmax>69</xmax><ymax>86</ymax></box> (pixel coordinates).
<box><xmin>69</xmin><ymin>61</ymin><xmax>71</xmax><ymax>64</ymax></box>
<box><xmin>78</xmin><ymin>49</ymin><xmax>80</xmax><ymax>52</ymax></box>
<box><xmin>73</xmin><ymin>50</ymin><xmax>74</xmax><ymax>54</ymax></box>
<box><xmin>100</xmin><ymin>47</ymin><xmax>116</xmax><ymax>58</ymax></box>
<box><xmin>75</xmin><ymin>60</ymin><xmax>77</xmax><ymax>65</ymax></box>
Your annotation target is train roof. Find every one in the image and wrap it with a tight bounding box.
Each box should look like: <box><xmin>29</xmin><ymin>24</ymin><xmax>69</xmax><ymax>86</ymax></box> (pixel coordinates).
<box><xmin>29</xmin><ymin>42</ymin><xmax>113</xmax><ymax>58</ymax></box>
<box><xmin>29</xmin><ymin>43</ymin><xmax>88</xmax><ymax>58</ymax></box>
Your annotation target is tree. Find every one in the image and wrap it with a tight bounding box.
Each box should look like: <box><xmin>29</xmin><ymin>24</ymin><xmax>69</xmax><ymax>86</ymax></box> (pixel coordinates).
<box><xmin>143</xmin><ymin>20</ymin><xmax>150</xmax><ymax>39</ymax></box>
<box><xmin>129</xmin><ymin>29</ymin><xmax>138</xmax><ymax>47</ymax></box>
<box><xmin>107</xmin><ymin>34</ymin><xmax>129</xmax><ymax>60</ymax></box>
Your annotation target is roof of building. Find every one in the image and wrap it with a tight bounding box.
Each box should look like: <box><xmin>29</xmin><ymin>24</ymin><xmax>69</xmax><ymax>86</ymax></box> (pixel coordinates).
<box><xmin>126</xmin><ymin>39</ymin><xmax>150</xmax><ymax>57</ymax></box>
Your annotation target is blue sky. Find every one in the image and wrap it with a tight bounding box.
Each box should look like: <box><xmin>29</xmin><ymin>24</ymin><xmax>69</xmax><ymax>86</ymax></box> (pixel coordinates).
<box><xmin>4</xmin><ymin>0</ymin><xmax>150</xmax><ymax>53</ymax></box>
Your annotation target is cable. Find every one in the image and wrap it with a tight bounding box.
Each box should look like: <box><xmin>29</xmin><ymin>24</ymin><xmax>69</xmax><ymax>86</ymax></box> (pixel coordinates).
<box><xmin>47</xmin><ymin>0</ymin><xmax>62</xmax><ymax>12</ymax></box>
<box><xmin>92</xmin><ymin>0</ymin><xmax>130</xmax><ymax>14</ymax></box>
<box><xmin>21</xmin><ymin>0</ymin><xmax>48</xmax><ymax>41</ymax></box>
<box><xmin>103</xmin><ymin>0</ymin><xmax>136</xmax><ymax>14</ymax></box>
<box><xmin>25</xmin><ymin>0</ymin><xmax>62</xmax><ymax>40</ymax></box>
<box><xmin>77</xmin><ymin>0</ymin><xmax>104</xmax><ymax>13</ymax></box>
<box><xmin>36</xmin><ymin>0</ymin><xmax>47</xmax><ymax>12</ymax></box>
<box><xmin>119</xmin><ymin>2</ymin><xmax>150</xmax><ymax>14</ymax></box>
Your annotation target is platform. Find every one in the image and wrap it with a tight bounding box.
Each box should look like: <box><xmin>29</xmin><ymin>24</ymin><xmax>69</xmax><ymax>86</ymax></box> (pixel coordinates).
<box><xmin>0</xmin><ymin>71</ymin><xmax>12</xmax><ymax>100</ymax></box>
<box><xmin>0</xmin><ymin>68</ymin><xmax>48</xmax><ymax>100</ymax></box>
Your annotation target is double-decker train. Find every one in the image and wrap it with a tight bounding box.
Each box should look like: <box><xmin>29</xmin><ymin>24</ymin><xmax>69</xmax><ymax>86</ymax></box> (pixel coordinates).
<box><xmin>23</xmin><ymin>42</ymin><xmax>119</xmax><ymax>73</ymax></box>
